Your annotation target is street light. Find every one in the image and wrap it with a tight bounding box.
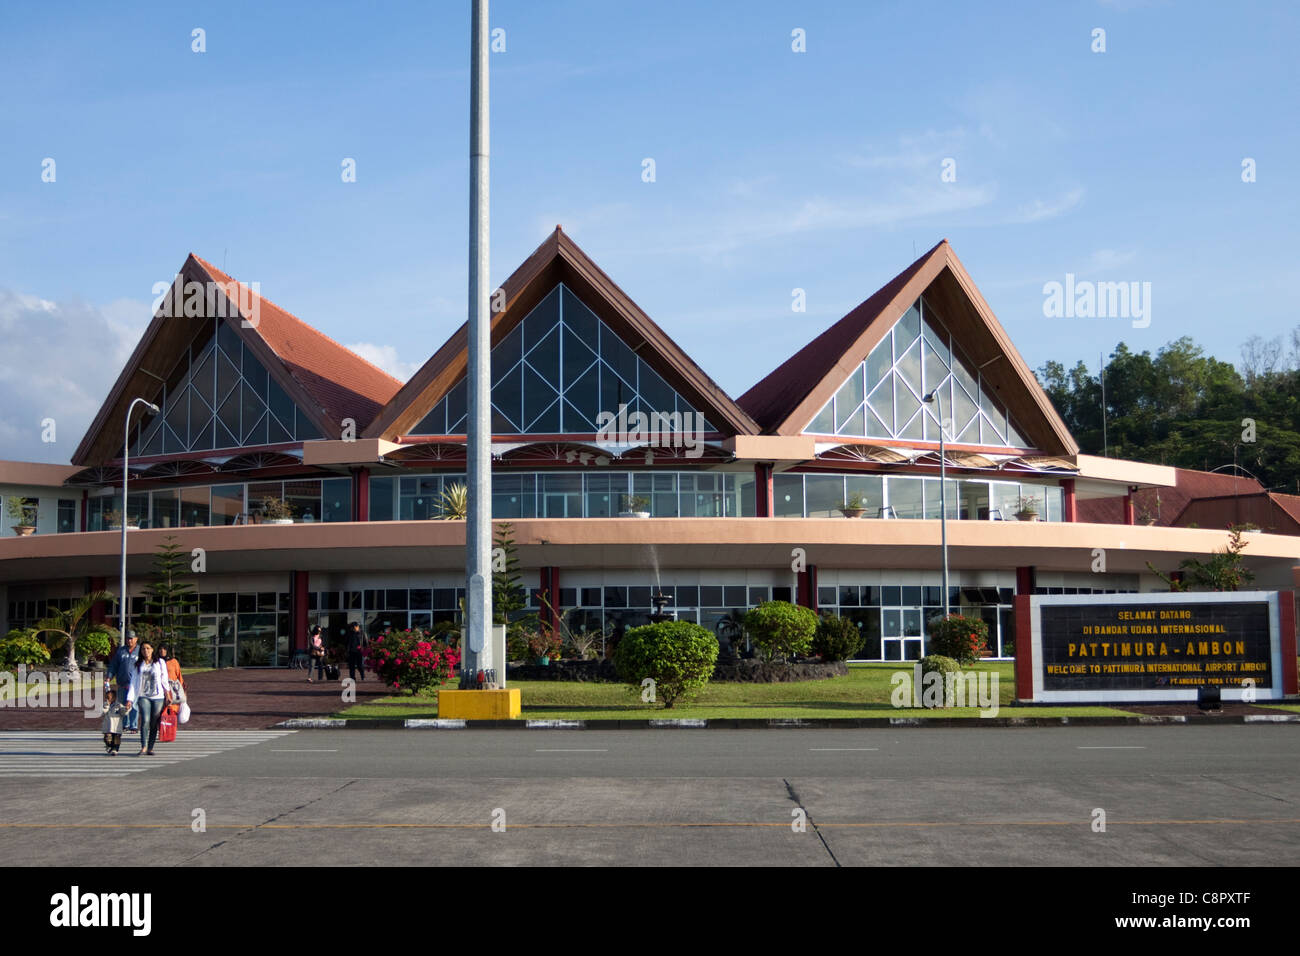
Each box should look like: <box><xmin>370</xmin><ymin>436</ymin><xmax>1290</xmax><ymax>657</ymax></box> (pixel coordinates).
<box><xmin>120</xmin><ymin>397</ymin><xmax>160</xmax><ymax>641</ymax></box>
<box><xmin>922</xmin><ymin>390</ymin><xmax>950</xmax><ymax>619</ymax></box>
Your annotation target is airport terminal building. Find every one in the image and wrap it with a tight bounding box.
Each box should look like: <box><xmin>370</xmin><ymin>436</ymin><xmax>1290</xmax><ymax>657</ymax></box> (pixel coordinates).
<box><xmin>2</xmin><ymin>229</ymin><xmax>1298</xmax><ymax>666</ymax></box>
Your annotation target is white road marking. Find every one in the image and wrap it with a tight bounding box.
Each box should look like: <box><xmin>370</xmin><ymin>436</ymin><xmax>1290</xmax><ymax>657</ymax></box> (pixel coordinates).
<box><xmin>810</xmin><ymin>748</ymin><xmax>879</xmax><ymax>751</ymax></box>
<box><xmin>0</xmin><ymin>731</ymin><xmax>295</xmax><ymax>777</ymax></box>
<box><xmin>535</xmin><ymin>749</ymin><xmax>608</xmax><ymax>753</ymax></box>
<box><xmin>1076</xmin><ymin>746</ymin><xmax>1147</xmax><ymax>750</ymax></box>
<box><xmin>270</xmin><ymin>749</ymin><xmax>338</xmax><ymax>753</ymax></box>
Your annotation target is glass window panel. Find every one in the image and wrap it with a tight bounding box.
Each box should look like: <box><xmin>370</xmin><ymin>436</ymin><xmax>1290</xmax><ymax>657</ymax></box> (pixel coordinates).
<box><xmin>922</xmin><ymin>341</ymin><xmax>949</xmax><ymax>396</ymax></box>
<box><xmin>523</xmin><ymin>287</ymin><xmax>561</xmax><ymax>352</ymax></box>
<box><xmin>562</xmin><ymin>398</ymin><xmax>596</xmax><ymax>434</ymax></box>
<box><xmin>151</xmin><ymin>490</ymin><xmax>179</xmax><ymax>529</ymax></box>
<box><xmin>528</xmin><ymin>398</ymin><xmax>562</xmax><ymax>434</ymax></box>
<box><xmin>638</xmin><ymin>364</ymin><xmax>674</xmax><ymax>420</ymax></box>
<box><xmin>991</xmin><ymin>482</ymin><xmax>1021</xmax><ymax>519</ymax></box>
<box><xmin>369</xmin><ymin>476</ymin><xmax>394</xmax><ymax>521</ymax></box>
<box><xmin>562</xmin><ymin>287</ymin><xmax>600</xmax><ymax>343</ymax></box>
<box><xmin>808</xmin><ymin>401</ymin><xmax>835</xmax><ymax>434</ymax></box>
<box><xmin>868</xmin><ymin>374</ymin><xmax>895</xmax><ymax>435</ymax></box>
<box><xmin>887</xmin><ymin>476</ymin><xmax>923</xmax><ymax>519</ymax></box>
<box><xmin>266</xmin><ymin>414</ymin><xmax>292</xmax><ymax>445</ymax></box>
<box><xmin>216</xmin><ymin>350</ymin><xmax>240</xmax><ymax>407</ymax></box>
<box><xmin>562</xmin><ymin>326</ymin><xmax>597</xmax><ymax>390</ymax></box>
<box><xmin>866</xmin><ymin>339</ymin><xmax>892</xmax><ymax>390</ymax></box>
<box><xmin>180</xmin><ymin>489</ymin><xmax>210</xmax><ymax>528</ymax></box>
<box><xmin>211</xmin><ymin>484</ymin><xmax>244</xmax><ymax>525</ymax></box>
<box><xmin>192</xmin><ymin>348</ymin><xmax>216</xmax><ymax>408</ymax></box>
<box><xmin>961</xmin><ymin>480</ymin><xmax>991</xmax><ymax>520</ymax></box>
<box><xmin>1006</xmin><ymin>417</ymin><xmax>1028</xmax><ymax>449</ymax></box>
<box><xmin>541</xmin><ymin>473</ymin><xmax>582</xmax><ymax>517</ymax></box>
<box><xmin>492</xmin><ymin>323</ymin><xmax>523</xmax><ymax>385</ymax></box>
<box><xmin>723</xmin><ymin>586</ymin><xmax>747</xmax><ymax>607</ymax></box>
<box><xmin>445</xmin><ymin>379</ymin><xmax>467</xmax><ymax>432</ymax></box>
<box><xmin>493</xmin><ymin>363</ymin><xmax>524</xmax><ymax>430</ymax></box>
<box><xmin>773</xmin><ymin>474</ymin><xmax>804</xmax><ymax>517</ymax></box>
<box><xmin>845</xmin><ymin>474</ymin><xmax>883</xmax><ymax>513</ymax></box>
<box><xmin>320</xmin><ymin>478</ymin><xmax>351</xmax><ymax>522</ymax></box>
<box><xmin>805</xmin><ymin>475</ymin><xmax>845</xmax><ymax>517</ymax></box>
<box><xmin>980</xmin><ymin>391</ymin><xmax>1008</xmax><ymax>442</ymax></box>
<box><xmin>676</xmin><ymin>586</ymin><xmax>699</xmax><ymax>607</ymax></box>
<box><xmin>604</xmin><ymin>587</ymin><xmax>627</xmax><ymax>608</ymax></box>
<box><xmin>883</xmin><ymin>609</ymin><xmax>902</xmax><ymax>637</ymax></box>
<box><xmin>585</xmin><ymin>473</ymin><xmax>616</xmax><ymax>517</ymax></box>
<box><xmin>864</xmin><ymin>405</ymin><xmax>890</xmax><ymax>438</ymax></box>
<box><xmin>525</xmin><ymin>325</ymin><xmax>561</xmax><ymax>387</ymax></box>
<box><xmin>217</xmin><ymin>388</ymin><xmax>241</xmax><ymax>440</ymax></box>
<box><xmin>923</xmin><ymin>478</ymin><xmax>960</xmax><ymax>519</ymax></box>
<box><xmin>188</xmin><ymin>391</ymin><xmax>211</xmax><ymax>445</ymax></box>
<box><xmin>899</xmin><ymin>405</ymin><xmax>925</xmax><ymax>441</ymax></box>
<box><xmin>836</xmin><ymin>403</ymin><xmax>865</xmax><ymax>436</ymax></box>
<box><xmin>951</xmin><ymin>344</ymin><xmax>980</xmax><ymax>402</ymax></box>
<box><xmin>896</xmin><ymin>339</ymin><xmax>922</xmax><ymax>393</ymax></box>
<box><xmin>599</xmin><ymin>325</ymin><xmax>639</xmax><ymax>392</ymax></box>
<box><xmin>921</xmin><ymin>305</ymin><xmax>950</xmax><ymax>364</ymax></box>
<box><xmin>285</xmin><ymin>479</ymin><xmax>321</xmax><ymax>522</ymax></box>
<box><xmin>244</xmin><ymin>411</ymin><xmax>268</xmax><ymax>447</ymax></box>
<box><xmin>896</xmin><ymin>303</ymin><xmax>921</xmax><ymax>345</ymax></box>
<box><xmin>700</xmin><ymin>586</ymin><xmax>722</xmax><ymax>607</ymax></box>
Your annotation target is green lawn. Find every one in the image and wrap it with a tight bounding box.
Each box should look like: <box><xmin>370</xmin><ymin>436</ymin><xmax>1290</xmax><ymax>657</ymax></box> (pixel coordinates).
<box><xmin>1260</xmin><ymin>703</ymin><xmax>1300</xmax><ymax>714</ymax></box>
<box><xmin>337</xmin><ymin>662</ymin><xmax>1138</xmax><ymax>720</ymax></box>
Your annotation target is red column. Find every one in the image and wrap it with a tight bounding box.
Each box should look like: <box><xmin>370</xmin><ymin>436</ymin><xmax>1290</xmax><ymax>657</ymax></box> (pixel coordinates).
<box><xmin>89</xmin><ymin>577</ymin><xmax>107</xmax><ymax>627</ymax></box>
<box><xmin>290</xmin><ymin>571</ymin><xmax>309</xmax><ymax>652</ymax></box>
<box><xmin>1123</xmin><ymin>488</ymin><xmax>1136</xmax><ymax>525</ymax></box>
<box><xmin>538</xmin><ymin>567</ymin><xmax>560</xmax><ymax>631</ymax></box>
<box><xmin>1014</xmin><ymin>593</ymin><xmax>1034</xmax><ymax>700</ymax></box>
<box><xmin>1015</xmin><ymin>566</ymin><xmax>1035</xmax><ymax>595</ymax></box>
<box><xmin>796</xmin><ymin>565</ymin><xmax>818</xmax><ymax>611</ymax></box>
<box><xmin>755</xmin><ymin>463</ymin><xmax>773</xmax><ymax>517</ymax></box>
<box><xmin>1280</xmin><ymin>591</ymin><xmax>1298</xmax><ymax>696</ymax></box>
<box><xmin>352</xmin><ymin>467</ymin><xmax>370</xmax><ymax>521</ymax></box>
<box><xmin>1061</xmin><ymin>478</ymin><xmax>1077</xmax><ymax>523</ymax></box>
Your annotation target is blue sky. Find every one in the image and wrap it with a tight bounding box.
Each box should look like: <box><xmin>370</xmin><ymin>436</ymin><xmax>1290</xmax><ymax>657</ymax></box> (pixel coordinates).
<box><xmin>1</xmin><ymin>0</ymin><xmax>1297</xmax><ymax>463</ymax></box>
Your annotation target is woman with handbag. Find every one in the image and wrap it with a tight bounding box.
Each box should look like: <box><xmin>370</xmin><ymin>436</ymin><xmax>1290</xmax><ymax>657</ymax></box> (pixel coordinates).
<box><xmin>126</xmin><ymin>642</ymin><xmax>173</xmax><ymax>756</ymax></box>
<box><xmin>306</xmin><ymin>625</ymin><xmax>327</xmax><ymax>683</ymax></box>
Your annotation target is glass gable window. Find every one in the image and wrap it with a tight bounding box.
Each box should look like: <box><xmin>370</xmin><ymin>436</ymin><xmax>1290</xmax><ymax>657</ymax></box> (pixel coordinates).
<box><xmin>806</xmin><ymin>297</ymin><xmax>1030</xmax><ymax>449</ymax></box>
<box><xmin>411</xmin><ymin>284</ymin><xmax>715</xmax><ymax>437</ymax></box>
<box><xmin>127</xmin><ymin>316</ymin><xmax>322</xmax><ymax>456</ymax></box>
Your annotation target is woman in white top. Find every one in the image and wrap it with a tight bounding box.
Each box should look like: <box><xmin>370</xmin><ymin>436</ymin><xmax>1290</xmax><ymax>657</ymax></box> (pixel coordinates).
<box><xmin>126</xmin><ymin>642</ymin><xmax>173</xmax><ymax>756</ymax></box>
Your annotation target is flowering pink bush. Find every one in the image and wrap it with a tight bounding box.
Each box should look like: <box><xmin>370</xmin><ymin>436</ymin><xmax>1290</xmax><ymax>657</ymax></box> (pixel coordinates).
<box><xmin>365</xmin><ymin>628</ymin><xmax>460</xmax><ymax>695</ymax></box>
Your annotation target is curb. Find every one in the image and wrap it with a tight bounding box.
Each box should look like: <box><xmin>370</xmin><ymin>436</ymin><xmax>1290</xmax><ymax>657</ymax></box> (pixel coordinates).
<box><xmin>274</xmin><ymin>713</ymin><xmax>1300</xmax><ymax>730</ymax></box>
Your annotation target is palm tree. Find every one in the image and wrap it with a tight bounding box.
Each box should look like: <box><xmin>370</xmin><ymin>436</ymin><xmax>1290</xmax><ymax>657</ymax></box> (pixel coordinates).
<box><xmin>30</xmin><ymin>590</ymin><xmax>117</xmax><ymax>677</ymax></box>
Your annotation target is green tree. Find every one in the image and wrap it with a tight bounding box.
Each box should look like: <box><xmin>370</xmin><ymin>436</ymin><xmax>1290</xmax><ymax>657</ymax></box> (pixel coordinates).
<box><xmin>30</xmin><ymin>591</ymin><xmax>118</xmax><ymax>676</ymax></box>
<box><xmin>1148</xmin><ymin>526</ymin><xmax>1256</xmax><ymax>592</ymax></box>
<box><xmin>613</xmin><ymin>620</ymin><xmax>719</xmax><ymax>708</ymax></box>
<box><xmin>142</xmin><ymin>536</ymin><xmax>202</xmax><ymax>665</ymax></box>
<box><xmin>742</xmin><ymin>600</ymin><xmax>818</xmax><ymax>663</ymax></box>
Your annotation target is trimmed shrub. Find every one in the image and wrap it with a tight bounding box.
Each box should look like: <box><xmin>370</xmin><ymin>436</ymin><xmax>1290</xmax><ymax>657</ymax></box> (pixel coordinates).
<box><xmin>613</xmin><ymin>620</ymin><xmax>719</xmax><ymax>708</ymax></box>
<box><xmin>925</xmin><ymin>614</ymin><xmax>989</xmax><ymax>665</ymax></box>
<box><xmin>1</xmin><ymin>630</ymin><xmax>51</xmax><ymax>669</ymax></box>
<box><xmin>813</xmin><ymin>614</ymin><xmax>862</xmax><ymax>661</ymax></box>
<box><xmin>76</xmin><ymin>630</ymin><xmax>115</xmax><ymax>661</ymax></box>
<box><xmin>743</xmin><ymin>601</ymin><xmax>817</xmax><ymax>662</ymax></box>
<box><xmin>919</xmin><ymin>654</ymin><xmax>961</xmax><ymax>708</ymax></box>
<box><xmin>365</xmin><ymin>628</ymin><xmax>460</xmax><ymax>696</ymax></box>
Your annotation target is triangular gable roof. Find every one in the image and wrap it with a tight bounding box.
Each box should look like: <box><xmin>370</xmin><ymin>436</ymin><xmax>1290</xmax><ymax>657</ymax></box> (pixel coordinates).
<box><xmin>365</xmin><ymin>227</ymin><xmax>759</xmax><ymax>440</ymax></box>
<box><xmin>737</xmin><ymin>240</ymin><xmax>1079</xmax><ymax>456</ymax></box>
<box><xmin>73</xmin><ymin>255</ymin><xmax>403</xmax><ymax>465</ymax></box>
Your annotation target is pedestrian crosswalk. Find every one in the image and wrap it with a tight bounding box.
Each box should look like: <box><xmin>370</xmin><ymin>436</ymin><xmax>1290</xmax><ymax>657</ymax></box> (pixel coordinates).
<box><xmin>0</xmin><ymin>730</ymin><xmax>296</xmax><ymax>776</ymax></box>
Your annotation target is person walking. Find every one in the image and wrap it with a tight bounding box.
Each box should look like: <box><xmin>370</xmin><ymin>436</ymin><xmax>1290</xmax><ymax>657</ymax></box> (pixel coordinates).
<box><xmin>306</xmin><ymin>625</ymin><xmax>326</xmax><ymax>683</ymax></box>
<box><xmin>345</xmin><ymin>622</ymin><xmax>367</xmax><ymax>682</ymax></box>
<box><xmin>100</xmin><ymin>688</ymin><xmax>126</xmax><ymax>756</ymax></box>
<box><xmin>125</xmin><ymin>642</ymin><xmax>172</xmax><ymax>756</ymax></box>
<box><xmin>107</xmin><ymin>631</ymin><xmax>141</xmax><ymax>733</ymax></box>
<box><xmin>157</xmin><ymin>644</ymin><xmax>185</xmax><ymax>703</ymax></box>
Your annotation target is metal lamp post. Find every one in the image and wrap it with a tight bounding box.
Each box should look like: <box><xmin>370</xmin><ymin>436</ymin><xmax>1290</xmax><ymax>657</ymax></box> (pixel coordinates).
<box><xmin>119</xmin><ymin>397</ymin><xmax>160</xmax><ymax>640</ymax></box>
<box><xmin>922</xmin><ymin>390</ymin><xmax>950</xmax><ymax>619</ymax></box>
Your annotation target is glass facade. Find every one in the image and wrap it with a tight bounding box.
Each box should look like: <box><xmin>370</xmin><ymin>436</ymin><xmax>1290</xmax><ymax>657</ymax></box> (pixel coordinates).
<box><xmin>412</xmin><ymin>284</ymin><xmax>714</xmax><ymax>436</ymax></box>
<box><xmin>807</xmin><ymin>296</ymin><xmax>1029</xmax><ymax>448</ymax></box>
<box><xmin>86</xmin><ymin>477</ymin><xmax>353</xmax><ymax>529</ymax></box>
<box><xmin>127</xmin><ymin>315</ymin><xmax>321</xmax><ymax>456</ymax></box>
<box><xmin>770</xmin><ymin>473</ymin><xmax>1063</xmax><ymax>521</ymax></box>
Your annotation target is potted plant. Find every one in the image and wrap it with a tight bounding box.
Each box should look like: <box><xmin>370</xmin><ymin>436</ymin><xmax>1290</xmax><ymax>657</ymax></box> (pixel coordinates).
<box><xmin>839</xmin><ymin>493</ymin><xmax>868</xmax><ymax>518</ymax></box>
<box><xmin>618</xmin><ymin>494</ymin><xmax>651</xmax><ymax>518</ymax></box>
<box><xmin>1014</xmin><ymin>495</ymin><xmax>1040</xmax><ymax>522</ymax></box>
<box><xmin>5</xmin><ymin>496</ymin><xmax>36</xmax><ymax>536</ymax></box>
<box><xmin>258</xmin><ymin>496</ymin><xmax>295</xmax><ymax>525</ymax></box>
<box><xmin>103</xmin><ymin>507</ymin><xmax>138</xmax><ymax>531</ymax></box>
<box><xmin>525</xmin><ymin>627</ymin><xmax>563</xmax><ymax>665</ymax></box>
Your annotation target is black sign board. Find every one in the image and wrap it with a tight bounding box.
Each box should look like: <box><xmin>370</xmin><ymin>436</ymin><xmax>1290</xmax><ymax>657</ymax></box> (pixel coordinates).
<box><xmin>1040</xmin><ymin>600</ymin><xmax>1273</xmax><ymax>692</ymax></box>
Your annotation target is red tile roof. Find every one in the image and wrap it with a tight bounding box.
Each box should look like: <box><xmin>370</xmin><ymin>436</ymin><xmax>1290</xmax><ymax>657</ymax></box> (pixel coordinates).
<box><xmin>738</xmin><ymin>240</ymin><xmax>946</xmax><ymax>433</ymax></box>
<box><xmin>191</xmin><ymin>256</ymin><xmax>404</xmax><ymax>431</ymax></box>
<box><xmin>1077</xmin><ymin>468</ymin><xmax>1266</xmax><ymax>526</ymax></box>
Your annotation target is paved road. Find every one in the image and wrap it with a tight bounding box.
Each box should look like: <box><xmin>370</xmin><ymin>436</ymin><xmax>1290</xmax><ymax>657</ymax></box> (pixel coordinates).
<box><xmin>1</xmin><ymin>726</ymin><xmax>1296</xmax><ymax>866</ymax></box>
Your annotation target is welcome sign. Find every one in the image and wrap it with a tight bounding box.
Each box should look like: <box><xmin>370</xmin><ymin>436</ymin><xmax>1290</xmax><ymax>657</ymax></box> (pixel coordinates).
<box><xmin>1026</xmin><ymin>591</ymin><xmax>1286</xmax><ymax>702</ymax></box>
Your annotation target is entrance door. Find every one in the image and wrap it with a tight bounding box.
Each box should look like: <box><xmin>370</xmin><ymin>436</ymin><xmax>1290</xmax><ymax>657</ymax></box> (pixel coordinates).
<box><xmin>198</xmin><ymin>614</ymin><xmax>236</xmax><ymax>668</ymax></box>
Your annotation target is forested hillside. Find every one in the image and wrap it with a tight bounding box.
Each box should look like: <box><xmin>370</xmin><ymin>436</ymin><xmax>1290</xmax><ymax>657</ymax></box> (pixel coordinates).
<box><xmin>1035</xmin><ymin>328</ymin><xmax>1300</xmax><ymax>494</ymax></box>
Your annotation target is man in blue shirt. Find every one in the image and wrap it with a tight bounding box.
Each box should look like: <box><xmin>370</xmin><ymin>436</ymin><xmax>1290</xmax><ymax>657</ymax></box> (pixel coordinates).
<box><xmin>107</xmin><ymin>631</ymin><xmax>140</xmax><ymax>732</ymax></box>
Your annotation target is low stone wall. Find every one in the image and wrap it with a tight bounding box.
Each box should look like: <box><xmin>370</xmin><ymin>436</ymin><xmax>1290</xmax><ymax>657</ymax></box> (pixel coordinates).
<box><xmin>506</xmin><ymin>658</ymin><xmax>849</xmax><ymax>683</ymax></box>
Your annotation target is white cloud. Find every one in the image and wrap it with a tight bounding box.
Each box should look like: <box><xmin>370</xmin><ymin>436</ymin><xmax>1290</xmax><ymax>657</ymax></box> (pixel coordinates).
<box><xmin>1008</xmin><ymin>187</ymin><xmax>1085</xmax><ymax>224</ymax></box>
<box><xmin>0</xmin><ymin>290</ymin><xmax>150</xmax><ymax>463</ymax></box>
<box><xmin>1087</xmin><ymin>248</ymin><xmax>1138</xmax><ymax>271</ymax></box>
<box><xmin>343</xmin><ymin>342</ymin><xmax>420</xmax><ymax>383</ymax></box>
